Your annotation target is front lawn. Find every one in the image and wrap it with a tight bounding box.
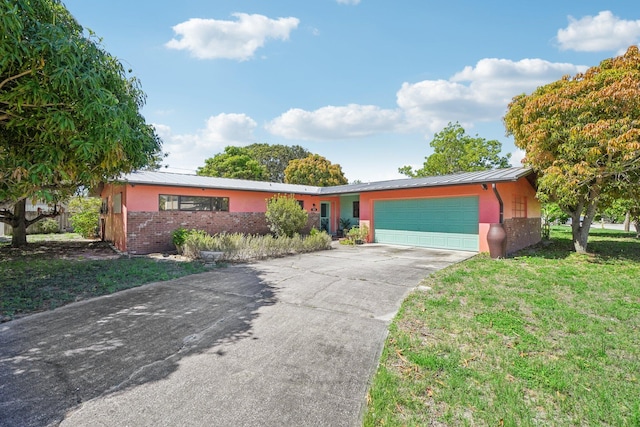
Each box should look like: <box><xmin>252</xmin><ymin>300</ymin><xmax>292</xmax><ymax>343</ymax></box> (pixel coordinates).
<box><xmin>0</xmin><ymin>235</ymin><xmax>210</xmax><ymax>321</ymax></box>
<box><xmin>365</xmin><ymin>227</ymin><xmax>640</xmax><ymax>426</ymax></box>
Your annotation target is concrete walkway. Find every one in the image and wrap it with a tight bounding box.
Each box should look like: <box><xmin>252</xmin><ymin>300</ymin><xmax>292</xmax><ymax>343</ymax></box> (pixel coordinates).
<box><xmin>0</xmin><ymin>244</ymin><xmax>473</xmax><ymax>427</ymax></box>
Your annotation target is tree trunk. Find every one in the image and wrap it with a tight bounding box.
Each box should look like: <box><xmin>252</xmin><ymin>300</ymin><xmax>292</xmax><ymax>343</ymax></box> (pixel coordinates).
<box><xmin>11</xmin><ymin>199</ymin><xmax>28</xmax><ymax>248</ymax></box>
<box><xmin>624</xmin><ymin>211</ymin><xmax>631</xmax><ymax>232</ymax></box>
<box><xmin>570</xmin><ymin>201</ymin><xmax>597</xmax><ymax>254</ymax></box>
<box><xmin>571</xmin><ymin>214</ymin><xmax>590</xmax><ymax>253</ymax></box>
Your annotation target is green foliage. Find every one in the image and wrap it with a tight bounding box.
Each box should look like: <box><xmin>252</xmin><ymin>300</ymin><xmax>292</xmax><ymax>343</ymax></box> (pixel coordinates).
<box><xmin>171</xmin><ymin>227</ymin><xmax>191</xmax><ymax>251</ymax></box>
<box><xmin>0</xmin><ymin>0</ymin><xmax>161</xmax><ymax>246</ymax></box>
<box><xmin>68</xmin><ymin>197</ymin><xmax>101</xmax><ymax>238</ymax></box>
<box><xmin>339</xmin><ymin>217</ymin><xmax>352</xmax><ymax>231</ymax></box>
<box><xmin>399</xmin><ymin>122</ymin><xmax>511</xmax><ymax>177</ymax></box>
<box><xmin>38</xmin><ymin>218</ymin><xmax>60</xmax><ymax>234</ymax></box>
<box><xmin>346</xmin><ymin>223</ymin><xmax>369</xmax><ymax>244</ymax></box>
<box><xmin>504</xmin><ymin>46</ymin><xmax>640</xmax><ymax>252</ymax></box>
<box><xmin>265</xmin><ymin>194</ymin><xmax>309</xmax><ymax>237</ymax></box>
<box><xmin>542</xmin><ymin>202</ymin><xmax>570</xmax><ymax>225</ymax></box>
<box><xmin>196</xmin><ymin>146</ymin><xmax>268</xmax><ymax>180</ymax></box>
<box><xmin>197</xmin><ymin>144</ymin><xmax>312</xmax><ymax>183</ymax></box>
<box><xmin>182</xmin><ymin>230</ymin><xmax>332</xmax><ymax>261</ymax></box>
<box><xmin>245</xmin><ymin>143</ymin><xmax>311</xmax><ymax>182</ymax></box>
<box><xmin>284</xmin><ymin>154</ymin><xmax>348</xmax><ymax>186</ymax></box>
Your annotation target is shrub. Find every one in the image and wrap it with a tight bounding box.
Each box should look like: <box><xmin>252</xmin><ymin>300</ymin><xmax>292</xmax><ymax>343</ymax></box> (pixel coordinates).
<box><xmin>346</xmin><ymin>223</ymin><xmax>369</xmax><ymax>244</ymax></box>
<box><xmin>182</xmin><ymin>230</ymin><xmax>332</xmax><ymax>261</ymax></box>
<box><xmin>38</xmin><ymin>218</ymin><xmax>60</xmax><ymax>234</ymax></box>
<box><xmin>172</xmin><ymin>227</ymin><xmax>190</xmax><ymax>250</ymax></box>
<box><xmin>181</xmin><ymin>229</ymin><xmax>216</xmax><ymax>258</ymax></box>
<box><xmin>302</xmin><ymin>230</ymin><xmax>333</xmax><ymax>252</ymax></box>
<box><xmin>265</xmin><ymin>194</ymin><xmax>308</xmax><ymax>237</ymax></box>
<box><xmin>68</xmin><ymin>197</ymin><xmax>101</xmax><ymax>238</ymax></box>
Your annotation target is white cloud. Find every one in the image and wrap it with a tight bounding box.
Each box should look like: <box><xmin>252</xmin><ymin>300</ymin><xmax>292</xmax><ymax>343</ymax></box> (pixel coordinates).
<box><xmin>266</xmin><ymin>104</ymin><xmax>402</xmax><ymax>140</ymax></box>
<box><xmin>156</xmin><ymin>113</ymin><xmax>257</xmax><ymax>172</ymax></box>
<box><xmin>397</xmin><ymin>58</ymin><xmax>587</xmax><ymax>134</ymax></box>
<box><xmin>510</xmin><ymin>149</ymin><xmax>527</xmax><ymax>167</ymax></box>
<box><xmin>557</xmin><ymin>11</ymin><xmax>640</xmax><ymax>52</ymax></box>
<box><xmin>166</xmin><ymin>13</ymin><xmax>300</xmax><ymax>60</ymax></box>
<box><xmin>336</xmin><ymin>0</ymin><xmax>361</xmax><ymax>4</ymax></box>
<box><xmin>266</xmin><ymin>58</ymin><xmax>586</xmax><ymax>141</ymax></box>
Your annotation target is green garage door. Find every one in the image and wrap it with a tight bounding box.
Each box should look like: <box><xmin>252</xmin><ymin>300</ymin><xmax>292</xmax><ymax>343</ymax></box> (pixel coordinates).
<box><xmin>374</xmin><ymin>197</ymin><xmax>479</xmax><ymax>251</ymax></box>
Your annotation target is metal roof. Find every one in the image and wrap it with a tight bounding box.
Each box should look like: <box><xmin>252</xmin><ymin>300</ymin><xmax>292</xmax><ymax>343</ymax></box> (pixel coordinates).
<box><xmin>117</xmin><ymin>167</ymin><xmax>534</xmax><ymax>195</ymax></box>
<box><xmin>320</xmin><ymin>167</ymin><xmax>535</xmax><ymax>194</ymax></box>
<box><xmin>118</xmin><ymin>170</ymin><xmax>323</xmax><ymax>194</ymax></box>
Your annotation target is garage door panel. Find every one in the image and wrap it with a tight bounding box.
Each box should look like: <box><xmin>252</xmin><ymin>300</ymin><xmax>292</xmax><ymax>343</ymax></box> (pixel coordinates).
<box><xmin>374</xmin><ymin>197</ymin><xmax>479</xmax><ymax>251</ymax></box>
<box><xmin>375</xmin><ymin>229</ymin><xmax>479</xmax><ymax>251</ymax></box>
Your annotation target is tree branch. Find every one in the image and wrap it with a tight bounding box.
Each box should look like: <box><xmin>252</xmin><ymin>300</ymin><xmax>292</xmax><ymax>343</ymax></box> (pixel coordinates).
<box><xmin>0</xmin><ymin>209</ymin><xmax>15</xmax><ymax>220</ymax></box>
<box><xmin>0</xmin><ymin>69</ymin><xmax>34</xmax><ymax>91</ymax></box>
<box><xmin>0</xmin><ymin>209</ymin><xmax>17</xmax><ymax>226</ymax></box>
<box><xmin>25</xmin><ymin>205</ymin><xmax>61</xmax><ymax>227</ymax></box>
<box><xmin>0</xmin><ymin>100</ymin><xmax>64</xmax><ymax>108</ymax></box>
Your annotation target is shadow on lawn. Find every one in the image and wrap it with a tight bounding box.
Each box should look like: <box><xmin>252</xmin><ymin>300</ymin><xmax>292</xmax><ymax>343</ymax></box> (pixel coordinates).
<box><xmin>514</xmin><ymin>227</ymin><xmax>640</xmax><ymax>262</ymax></box>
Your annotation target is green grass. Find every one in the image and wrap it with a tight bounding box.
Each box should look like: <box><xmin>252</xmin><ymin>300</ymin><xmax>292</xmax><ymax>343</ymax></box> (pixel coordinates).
<box><xmin>0</xmin><ymin>235</ymin><xmax>210</xmax><ymax>320</ymax></box>
<box><xmin>365</xmin><ymin>227</ymin><xmax>640</xmax><ymax>426</ymax></box>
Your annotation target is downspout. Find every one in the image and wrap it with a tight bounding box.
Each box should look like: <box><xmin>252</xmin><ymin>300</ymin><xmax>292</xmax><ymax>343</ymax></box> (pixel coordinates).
<box><xmin>492</xmin><ymin>183</ymin><xmax>503</xmax><ymax>224</ymax></box>
<box><xmin>487</xmin><ymin>182</ymin><xmax>507</xmax><ymax>258</ymax></box>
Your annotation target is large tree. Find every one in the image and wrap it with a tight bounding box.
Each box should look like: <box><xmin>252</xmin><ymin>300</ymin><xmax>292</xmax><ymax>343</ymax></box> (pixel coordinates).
<box><xmin>196</xmin><ymin>146</ymin><xmax>268</xmax><ymax>180</ymax></box>
<box><xmin>197</xmin><ymin>143</ymin><xmax>311</xmax><ymax>182</ymax></box>
<box><xmin>399</xmin><ymin>122</ymin><xmax>511</xmax><ymax>177</ymax></box>
<box><xmin>0</xmin><ymin>0</ymin><xmax>162</xmax><ymax>247</ymax></box>
<box><xmin>284</xmin><ymin>154</ymin><xmax>348</xmax><ymax>187</ymax></box>
<box><xmin>504</xmin><ymin>46</ymin><xmax>640</xmax><ymax>253</ymax></box>
<box><xmin>245</xmin><ymin>143</ymin><xmax>311</xmax><ymax>182</ymax></box>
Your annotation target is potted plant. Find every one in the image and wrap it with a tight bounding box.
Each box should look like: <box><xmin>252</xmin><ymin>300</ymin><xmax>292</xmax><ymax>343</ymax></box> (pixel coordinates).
<box><xmin>338</xmin><ymin>217</ymin><xmax>351</xmax><ymax>237</ymax></box>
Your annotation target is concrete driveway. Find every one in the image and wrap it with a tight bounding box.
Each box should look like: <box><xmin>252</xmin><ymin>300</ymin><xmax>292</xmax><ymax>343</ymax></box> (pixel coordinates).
<box><xmin>0</xmin><ymin>244</ymin><xmax>473</xmax><ymax>427</ymax></box>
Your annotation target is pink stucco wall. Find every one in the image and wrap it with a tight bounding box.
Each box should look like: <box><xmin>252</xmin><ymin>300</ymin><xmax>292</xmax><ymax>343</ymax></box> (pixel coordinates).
<box><xmin>124</xmin><ymin>184</ymin><xmax>322</xmax><ymax>213</ymax></box>
<box><xmin>355</xmin><ymin>177</ymin><xmax>539</xmax><ymax>253</ymax></box>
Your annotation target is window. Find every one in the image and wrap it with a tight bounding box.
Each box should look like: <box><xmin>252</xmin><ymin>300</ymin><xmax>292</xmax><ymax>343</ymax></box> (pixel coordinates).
<box><xmin>297</xmin><ymin>200</ymin><xmax>304</xmax><ymax>209</ymax></box>
<box><xmin>352</xmin><ymin>201</ymin><xmax>360</xmax><ymax>218</ymax></box>
<box><xmin>100</xmin><ymin>198</ymin><xmax>109</xmax><ymax>214</ymax></box>
<box><xmin>159</xmin><ymin>195</ymin><xmax>229</xmax><ymax>211</ymax></box>
<box><xmin>113</xmin><ymin>193</ymin><xmax>122</xmax><ymax>214</ymax></box>
<box><xmin>512</xmin><ymin>196</ymin><xmax>527</xmax><ymax>218</ymax></box>
<box><xmin>179</xmin><ymin>196</ymin><xmax>214</xmax><ymax>211</ymax></box>
<box><xmin>159</xmin><ymin>195</ymin><xmax>179</xmax><ymax>211</ymax></box>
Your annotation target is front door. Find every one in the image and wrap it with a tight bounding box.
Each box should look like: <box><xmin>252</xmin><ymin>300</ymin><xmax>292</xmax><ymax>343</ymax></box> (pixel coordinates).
<box><xmin>320</xmin><ymin>202</ymin><xmax>331</xmax><ymax>233</ymax></box>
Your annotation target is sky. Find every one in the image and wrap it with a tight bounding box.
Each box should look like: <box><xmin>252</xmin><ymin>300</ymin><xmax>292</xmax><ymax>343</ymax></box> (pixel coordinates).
<box><xmin>63</xmin><ymin>0</ymin><xmax>640</xmax><ymax>183</ymax></box>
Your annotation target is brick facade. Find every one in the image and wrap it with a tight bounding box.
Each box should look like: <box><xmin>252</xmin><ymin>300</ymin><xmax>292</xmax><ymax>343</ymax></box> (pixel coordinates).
<box><xmin>503</xmin><ymin>217</ymin><xmax>542</xmax><ymax>255</ymax></box>
<box><xmin>125</xmin><ymin>211</ymin><xmax>321</xmax><ymax>254</ymax></box>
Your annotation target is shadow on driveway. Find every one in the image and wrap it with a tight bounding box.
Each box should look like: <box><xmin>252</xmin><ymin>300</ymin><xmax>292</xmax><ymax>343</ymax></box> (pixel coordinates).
<box><xmin>0</xmin><ymin>266</ymin><xmax>275</xmax><ymax>427</ymax></box>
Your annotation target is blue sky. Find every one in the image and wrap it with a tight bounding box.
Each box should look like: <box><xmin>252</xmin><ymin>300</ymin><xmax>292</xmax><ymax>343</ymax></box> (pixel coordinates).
<box><xmin>63</xmin><ymin>1</ymin><xmax>640</xmax><ymax>182</ymax></box>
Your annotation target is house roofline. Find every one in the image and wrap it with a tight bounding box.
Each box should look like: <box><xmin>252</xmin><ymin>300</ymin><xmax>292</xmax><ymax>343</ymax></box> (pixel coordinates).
<box><xmin>109</xmin><ymin>167</ymin><xmax>535</xmax><ymax>196</ymax></box>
